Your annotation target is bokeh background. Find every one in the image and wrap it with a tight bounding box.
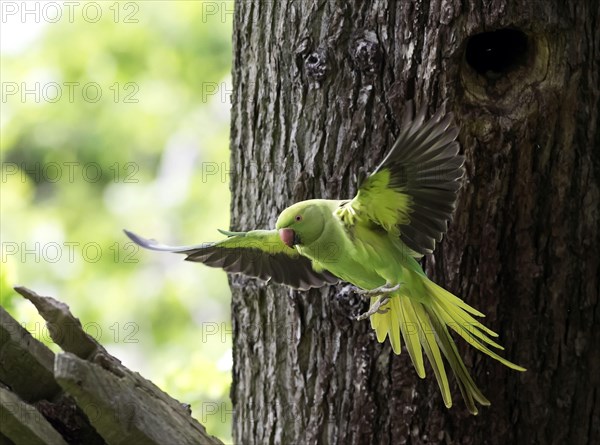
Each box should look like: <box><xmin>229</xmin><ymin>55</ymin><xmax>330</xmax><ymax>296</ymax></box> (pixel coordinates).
<box><xmin>1</xmin><ymin>1</ymin><xmax>234</xmax><ymax>442</ymax></box>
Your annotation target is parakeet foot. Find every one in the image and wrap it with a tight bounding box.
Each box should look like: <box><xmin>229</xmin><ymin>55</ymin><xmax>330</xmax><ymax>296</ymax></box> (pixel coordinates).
<box><xmin>356</xmin><ymin>295</ymin><xmax>391</xmax><ymax>321</ymax></box>
<box><xmin>355</xmin><ymin>283</ymin><xmax>401</xmax><ymax>296</ymax></box>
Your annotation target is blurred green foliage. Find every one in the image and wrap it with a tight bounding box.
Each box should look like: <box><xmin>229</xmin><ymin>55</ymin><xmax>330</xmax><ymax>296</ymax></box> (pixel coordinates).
<box><xmin>1</xmin><ymin>1</ymin><xmax>234</xmax><ymax>442</ymax></box>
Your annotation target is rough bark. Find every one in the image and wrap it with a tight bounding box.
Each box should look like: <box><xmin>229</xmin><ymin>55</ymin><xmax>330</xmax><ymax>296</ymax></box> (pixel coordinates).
<box><xmin>229</xmin><ymin>1</ymin><xmax>599</xmax><ymax>444</ymax></box>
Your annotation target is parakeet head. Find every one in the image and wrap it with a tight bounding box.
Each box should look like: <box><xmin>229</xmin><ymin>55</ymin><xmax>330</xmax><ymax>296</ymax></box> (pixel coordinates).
<box><xmin>275</xmin><ymin>200</ymin><xmax>325</xmax><ymax>248</ymax></box>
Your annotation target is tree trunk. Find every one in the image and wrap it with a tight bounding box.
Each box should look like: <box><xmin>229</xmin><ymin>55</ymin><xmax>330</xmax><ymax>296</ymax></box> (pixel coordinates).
<box><xmin>229</xmin><ymin>1</ymin><xmax>599</xmax><ymax>444</ymax></box>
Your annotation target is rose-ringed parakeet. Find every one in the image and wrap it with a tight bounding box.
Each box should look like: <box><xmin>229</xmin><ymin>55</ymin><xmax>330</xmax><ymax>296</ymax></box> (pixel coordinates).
<box><xmin>125</xmin><ymin>102</ymin><xmax>525</xmax><ymax>414</ymax></box>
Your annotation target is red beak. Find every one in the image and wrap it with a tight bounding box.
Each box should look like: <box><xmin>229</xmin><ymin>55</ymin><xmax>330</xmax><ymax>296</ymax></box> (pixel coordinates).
<box><xmin>279</xmin><ymin>228</ymin><xmax>295</xmax><ymax>248</ymax></box>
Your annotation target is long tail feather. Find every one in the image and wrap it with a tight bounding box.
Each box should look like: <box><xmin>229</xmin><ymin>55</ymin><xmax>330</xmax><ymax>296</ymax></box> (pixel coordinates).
<box><xmin>399</xmin><ymin>297</ymin><xmax>425</xmax><ymax>377</ymax></box>
<box><xmin>389</xmin><ymin>297</ymin><xmax>403</xmax><ymax>354</ymax></box>
<box><xmin>427</xmin><ymin>306</ymin><xmax>491</xmax><ymax>414</ymax></box>
<box><xmin>368</xmin><ymin>274</ymin><xmax>525</xmax><ymax>413</ymax></box>
<box><xmin>412</xmin><ymin>302</ymin><xmax>452</xmax><ymax>407</ymax></box>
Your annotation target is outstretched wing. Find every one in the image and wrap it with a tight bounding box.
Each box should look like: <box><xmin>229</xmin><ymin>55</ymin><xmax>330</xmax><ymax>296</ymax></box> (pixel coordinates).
<box><xmin>338</xmin><ymin>102</ymin><xmax>464</xmax><ymax>255</ymax></box>
<box><xmin>124</xmin><ymin>229</ymin><xmax>339</xmax><ymax>291</ymax></box>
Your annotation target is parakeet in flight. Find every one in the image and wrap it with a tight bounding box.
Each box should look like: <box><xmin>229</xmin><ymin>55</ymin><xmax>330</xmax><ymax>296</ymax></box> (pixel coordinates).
<box><xmin>125</xmin><ymin>102</ymin><xmax>525</xmax><ymax>414</ymax></box>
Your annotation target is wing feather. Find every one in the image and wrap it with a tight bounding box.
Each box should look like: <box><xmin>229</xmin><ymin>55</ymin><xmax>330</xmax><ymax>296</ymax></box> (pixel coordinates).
<box><xmin>339</xmin><ymin>101</ymin><xmax>464</xmax><ymax>255</ymax></box>
<box><xmin>124</xmin><ymin>229</ymin><xmax>339</xmax><ymax>291</ymax></box>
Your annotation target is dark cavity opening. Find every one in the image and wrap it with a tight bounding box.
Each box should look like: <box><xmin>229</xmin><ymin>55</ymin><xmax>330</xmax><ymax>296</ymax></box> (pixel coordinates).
<box><xmin>307</xmin><ymin>54</ymin><xmax>319</xmax><ymax>64</ymax></box>
<box><xmin>466</xmin><ymin>29</ymin><xmax>528</xmax><ymax>76</ymax></box>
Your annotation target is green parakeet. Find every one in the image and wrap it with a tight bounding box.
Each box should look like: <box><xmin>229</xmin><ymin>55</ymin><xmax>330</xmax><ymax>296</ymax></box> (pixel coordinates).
<box><xmin>125</xmin><ymin>102</ymin><xmax>525</xmax><ymax>414</ymax></box>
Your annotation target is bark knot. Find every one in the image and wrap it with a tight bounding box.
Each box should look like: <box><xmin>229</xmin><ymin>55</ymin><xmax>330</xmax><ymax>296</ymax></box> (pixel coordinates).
<box><xmin>351</xmin><ymin>31</ymin><xmax>381</xmax><ymax>74</ymax></box>
<box><xmin>305</xmin><ymin>48</ymin><xmax>328</xmax><ymax>82</ymax></box>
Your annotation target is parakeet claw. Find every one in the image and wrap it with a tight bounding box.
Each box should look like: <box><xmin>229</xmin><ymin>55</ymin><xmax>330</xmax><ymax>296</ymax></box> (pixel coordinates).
<box><xmin>356</xmin><ymin>295</ymin><xmax>391</xmax><ymax>321</ymax></box>
<box><xmin>355</xmin><ymin>283</ymin><xmax>401</xmax><ymax>296</ymax></box>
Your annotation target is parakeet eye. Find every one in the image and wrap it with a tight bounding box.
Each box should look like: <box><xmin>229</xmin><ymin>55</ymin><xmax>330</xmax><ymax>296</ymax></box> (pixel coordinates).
<box><xmin>295</xmin><ymin>215</ymin><xmax>302</xmax><ymax>222</ymax></box>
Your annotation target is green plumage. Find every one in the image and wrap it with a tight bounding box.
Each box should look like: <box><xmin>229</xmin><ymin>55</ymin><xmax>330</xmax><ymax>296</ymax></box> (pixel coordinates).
<box><xmin>126</xmin><ymin>102</ymin><xmax>525</xmax><ymax>414</ymax></box>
